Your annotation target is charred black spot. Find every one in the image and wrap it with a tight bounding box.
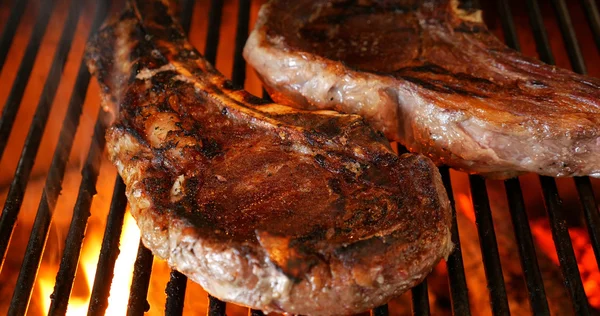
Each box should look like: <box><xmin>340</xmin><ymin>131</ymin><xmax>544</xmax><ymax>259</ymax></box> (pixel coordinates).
<box><xmin>143</xmin><ymin>177</ymin><xmax>170</xmax><ymax>195</ymax></box>
<box><xmin>151</xmin><ymin>70</ymin><xmax>179</xmax><ymax>87</ymax></box>
<box><xmin>316</xmin><ymin>118</ymin><xmax>342</xmax><ymax>136</ymax></box>
<box><xmin>528</xmin><ymin>80</ymin><xmax>548</xmax><ymax>88</ymax></box>
<box><xmin>303</xmin><ymin>130</ymin><xmax>318</xmax><ymax>146</ymax></box>
<box><xmin>314</xmin><ymin>154</ymin><xmax>326</xmax><ymax>167</ymax></box>
<box><xmin>401</xmin><ymin>75</ymin><xmax>489</xmax><ymax>98</ymax></box>
<box><xmin>222</xmin><ymin>80</ymin><xmax>235</xmax><ymax>90</ymax></box>
<box><xmin>243</xmin><ymin>94</ymin><xmax>270</xmax><ymax>105</ymax></box>
<box><xmin>200</xmin><ymin>138</ymin><xmax>222</xmax><ymax>158</ymax></box>
<box><xmin>401</xmin><ymin>76</ymin><xmax>452</xmax><ymax>93</ymax></box>
<box><xmin>221</xmin><ymin>107</ymin><xmax>228</xmax><ymax>115</ymax></box>
<box><xmin>396</xmin><ymin>63</ymin><xmax>453</xmax><ymax>75</ymax></box>
<box><xmin>328</xmin><ymin>178</ymin><xmax>343</xmax><ymax>194</ymax></box>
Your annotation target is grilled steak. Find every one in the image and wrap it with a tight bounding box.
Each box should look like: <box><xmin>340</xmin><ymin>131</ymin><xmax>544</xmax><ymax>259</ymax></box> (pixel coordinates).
<box><xmin>85</xmin><ymin>0</ymin><xmax>453</xmax><ymax>314</ymax></box>
<box><xmin>244</xmin><ymin>0</ymin><xmax>600</xmax><ymax>179</ymax></box>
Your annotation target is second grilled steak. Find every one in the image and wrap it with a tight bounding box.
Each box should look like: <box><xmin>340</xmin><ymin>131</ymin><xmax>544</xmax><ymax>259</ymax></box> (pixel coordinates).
<box><xmin>244</xmin><ymin>0</ymin><xmax>600</xmax><ymax>179</ymax></box>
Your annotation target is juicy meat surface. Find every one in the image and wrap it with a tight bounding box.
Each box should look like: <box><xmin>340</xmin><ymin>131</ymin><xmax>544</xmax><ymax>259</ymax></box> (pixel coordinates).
<box><xmin>244</xmin><ymin>0</ymin><xmax>600</xmax><ymax>179</ymax></box>
<box><xmin>85</xmin><ymin>0</ymin><xmax>453</xmax><ymax>314</ymax></box>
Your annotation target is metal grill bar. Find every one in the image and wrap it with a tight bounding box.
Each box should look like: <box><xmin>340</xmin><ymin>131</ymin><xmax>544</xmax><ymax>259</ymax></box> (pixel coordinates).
<box><xmin>540</xmin><ymin>177</ymin><xmax>591</xmax><ymax>314</ymax></box>
<box><xmin>127</xmin><ymin>242</ymin><xmax>154</xmax><ymax>316</ymax></box>
<box><xmin>0</xmin><ymin>0</ymin><xmax>27</xmax><ymax>72</ymax></box>
<box><xmin>204</xmin><ymin>0</ymin><xmax>223</xmax><ymax>65</ymax></box>
<box><xmin>439</xmin><ymin>167</ymin><xmax>471</xmax><ymax>316</ymax></box>
<box><xmin>469</xmin><ymin>176</ymin><xmax>510</xmax><ymax>315</ymax></box>
<box><xmin>524</xmin><ymin>0</ymin><xmax>555</xmax><ymax>65</ymax></box>
<box><xmin>581</xmin><ymin>0</ymin><xmax>600</xmax><ymax>50</ymax></box>
<box><xmin>231</xmin><ymin>0</ymin><xmax>250</xmax><ymax>88</ymax></box>
<box><xmin>208</xmin><ymin>295</ymin><xmax>226</xmax><ymax>316</ymax></box>
<box><xmin>46</xmin><ymin>107</ymin><xmax>112</xmax><ymax>315</ymax></box>
<box><xmin>0</xmin><ymin>0</ymin><xmax>54</xmax><ymax>159</ymax></box>
<box><xmin>411</xmin><ymin>282</ymin><xmax>430</xmax><ymax>316</ymax></box>
<box><xmin>371</xmin><ymin>304</ymin><xmax>389</xmax><ymax>316</ymax></box>
<box><xmin>550</xmin><ymin>0</ymin><xmax>587</xmax><ymax>74</ymax></box>
<box><xmin>575</xmin><ymin>177</ymin><xmax>600</xmax><ymax>270</ymax></box>
<box><xmin>504</xmin><ymin>179</ymin><xmax>550</xmax><ymax>314</ymax></box>
<box><xmin>165</xmin><ymin>271</ymin><xmax>188</xmax><ymax>316</ymax></box>
<box><xmin>249</xmin><ymin>309</ymin><xmax>264</xmax><ymax>316</ymax></box>
<box><xmin>87</xmin><ymin>176</ymin><xmax>128</xmax><ymax>316</ymax></box>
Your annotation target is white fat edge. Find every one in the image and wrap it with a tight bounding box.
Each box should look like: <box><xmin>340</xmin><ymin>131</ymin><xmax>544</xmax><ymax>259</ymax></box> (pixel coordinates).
<box><xmin>170</xmin><ymin>175</ymin><xmax>185</xmax><ymax>202</ymax></box>
<box><xmin>136</xmin><ymin>63</ymin><xmax>176</xmax><ymax>80</ymax></box>
<box><xmin>166</xmin><ymin>61</ymin><xmax>313</xmax><ymax>134</ymax></box>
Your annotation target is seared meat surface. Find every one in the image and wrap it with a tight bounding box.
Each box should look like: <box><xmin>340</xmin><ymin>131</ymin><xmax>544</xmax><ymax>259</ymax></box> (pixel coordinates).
<box><xmin>85</xmin><ymin>0</ymin><xmax>452</xmax><ymax>314</ymax></box>
<box><xmin>244</xmin><ymin>0</ymin><xmax>600</xmax><ymax>179</ymax></box>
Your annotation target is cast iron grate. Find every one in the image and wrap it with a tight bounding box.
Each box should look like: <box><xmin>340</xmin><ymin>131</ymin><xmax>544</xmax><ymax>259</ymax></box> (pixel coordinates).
<box><xmin>0</xmin><ymin>0</ymin><xmax>598</xmax><ymax>315</ymax></box>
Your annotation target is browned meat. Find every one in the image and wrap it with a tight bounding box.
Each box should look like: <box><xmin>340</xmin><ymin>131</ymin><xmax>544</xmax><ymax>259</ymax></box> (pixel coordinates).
<box><xmin>244</xmin><ymin>0</ymin><xmax>600</xmax><ymax>179</ymax></box>
<box><xmin>85</xmin><ymin>0</ymin><xmax>453</xmax><ymax>314</ymax></box>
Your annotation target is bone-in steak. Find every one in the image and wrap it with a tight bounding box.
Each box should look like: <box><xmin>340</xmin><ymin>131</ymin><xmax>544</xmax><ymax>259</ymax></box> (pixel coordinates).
<box><xmin>244</xmin><ymin>0</ymin><xmax>600</xmax><ymax>179</ymax></box>
<box><xmin>85</xmin><ymin>0</ymin><xmax>452</xmax><ymax>314</ymax></box>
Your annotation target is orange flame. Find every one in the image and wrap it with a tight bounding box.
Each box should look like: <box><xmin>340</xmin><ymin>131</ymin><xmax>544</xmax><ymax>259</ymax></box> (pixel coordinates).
<box><xmin>37</xmin><ymin>212</ymin><xmax>140</xmax><ymax>315</ymax></box>
<box><xmin>531</xmin><ymin>221</ymin><xmax>600</xmax><ymax>309</ymax></box>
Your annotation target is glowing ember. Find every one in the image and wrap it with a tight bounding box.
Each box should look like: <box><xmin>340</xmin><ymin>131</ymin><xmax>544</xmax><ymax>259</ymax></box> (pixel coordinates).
<box><xmin>531</xmin><ymin>220</ymin><xmax>600</xmax><ymax>309</ymax></box>
<box><xmin>37</xmin><ymin>211</ymin><xmax>140</xmax><ymax>315</ymax></box>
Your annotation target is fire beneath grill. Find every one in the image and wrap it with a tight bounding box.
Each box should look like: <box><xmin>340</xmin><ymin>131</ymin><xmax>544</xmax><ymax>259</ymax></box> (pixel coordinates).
<box><xmin>0</xmin><ymin>0</ymin><xmax>599</xmax><ymax>315</ymax></box>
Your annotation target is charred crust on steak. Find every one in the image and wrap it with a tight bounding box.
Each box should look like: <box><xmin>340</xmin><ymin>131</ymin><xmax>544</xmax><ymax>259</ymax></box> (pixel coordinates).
<box><xmin>245</xmin><ymin>0</ymin><xmax>600</xmax><ymax>179</ymax></box>
<box><xmin>86</xmin><ymin>0</ymin><xmax>453</xmax><ymax>314</ymax></box>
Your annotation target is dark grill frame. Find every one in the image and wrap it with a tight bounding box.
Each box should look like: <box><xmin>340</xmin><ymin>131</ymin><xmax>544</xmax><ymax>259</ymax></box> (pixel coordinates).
<box><xmin>0</xmin><ymin>0</ymin><xmax>598</xmax><ymax>315</ymax></box>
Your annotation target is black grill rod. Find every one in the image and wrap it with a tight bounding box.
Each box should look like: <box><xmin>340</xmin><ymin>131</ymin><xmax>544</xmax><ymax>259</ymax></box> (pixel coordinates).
<box><xmin>574</xmin><ymin>177</ymin><xmax>600</xmax><ymax>270</ymax></box>
<box><xmin>208</xmin><ymin>295</ymin><xmax>226</xmax><ymax>316</ymax></box>
<box><xmin>249</xmin><ymin>310</ymin><xmax>264</xmax><ymax>316</ymax></box>
<box><xmin>204</xmin><ymin>0</ymin><xmax>224</xmax><ymax>65</ymax></box>
<box><xmin>165</xmin><ymin>270</ymin><xmax>188</xmax><ymax>316</ymax></box>
<box><xmin>504</xmin><ymin>179</ymin><xmax>551</xmax><ymax>315</ymax></box>
<box><xmin>439</xmin><ymin>167</ymin><xmax>471</xmax><ymax>316</ymax></box>
<box><xmin>496</xmin><ymin>0</ymin><xmax>520</xmax><ymax>51</ymax></box>
<box><xmin>87</xmin><ymin>176</ymin><xmax>128</xmax><ymax>316</ymax></box>
<box><xmin>371</xmin><ymin>304</ymin><xmax>389</xmax><ymax>316</ymax></box>
<box><xmin>525</xmin><ymin>1</ymin><xmax>592</xmax><ymax>314</ymax></box>
<box><xmin>469</xmin><ymin>175</ymin><xmax>510</xmax><ymax>316</ymax></box>
<box><xmin>495</xmin><ymin>1</ymin><xmax>551</xmax><ymax>314</ymax></box>
<box><xmin>0</xmin><ymin>0</ymin><xmax>55</xmax><ymax>161</ymax></box>
<box><xmin>550</xmin><ymin>0</ymin><xmax>587</xmax><ymax>74</ymax></box>
<box><xmin>581</xmin><ymin>0</ymin><xmax>600</xmax><ymax>51</ymax></box>
<box><xmin>231</xmin><ymin>0</ymin><xmax>251</xmax><ymax>88</ymax></box>
<box><xmin>524</xmin><ymin>0</ymin><xmax>555</xmax><ymax>65</ymax></box>
<box><xmin>0</xmin><ymin>0</ymin><xmax>27</xmax><ymax>72</ymax></box>
<box><xmin>126</xmin><ymin>242</ymin><xmax>154</xmax><ymax>316</ymax></box>
<box><xmin>411</xmin><ymin>280</ymin><xmax>430</xmax><ymax>316</ymax></box>
<box><xmin>179</xmin><ymin>0</ymin><xmax>196</xmax><ymax>35</ymax></box>
<box><xmin>4</xmin><ymin>0</ymin><xmax>100</xmax><ymax>311</ymax></box>
<box><xmin>539</xmin><ymin>177</ymin><xmax>591</xmax><ymax>315</ymax></box>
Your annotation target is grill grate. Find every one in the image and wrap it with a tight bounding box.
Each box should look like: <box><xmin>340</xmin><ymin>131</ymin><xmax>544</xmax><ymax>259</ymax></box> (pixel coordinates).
<box><xmin>0</xmin><ymin>0</ymin><xmax>598</xmax><ymax>315</ymax></box>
